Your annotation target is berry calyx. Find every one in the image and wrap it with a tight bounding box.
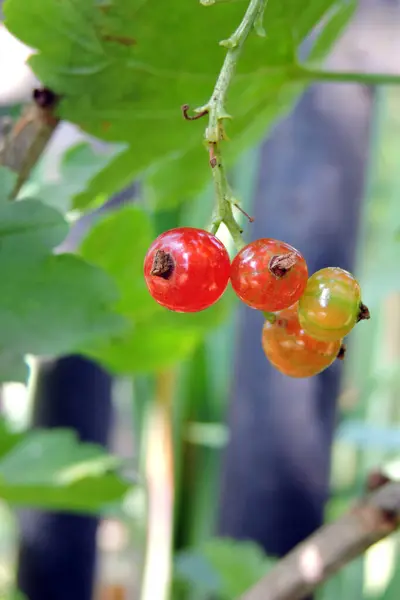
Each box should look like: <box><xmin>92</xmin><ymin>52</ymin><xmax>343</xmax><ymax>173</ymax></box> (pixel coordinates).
<box><xmin>144</xmin><ymin>227</ymin><xmax>230</xmax><ymax>312</ymax></box>
<box><xmin>298</xmin><ymin>267</ymin><xmax>370</xmax><ymax>342</ymax></box>
<box><xmin>150</xmin><ymin>250</ymin><xmax>174</xmax><ymax>279</ymax></box>
<box><xmin>262</xmin><ymin>304</ymin><xmax>342</xmax><ymax>378</ymax></box>
<box><xmin>230</xmin><ymin>238</ymin><xmax>308</xmax><ymax>311</ymax></box>
<box><xmin>357</xmin><ymin>303</ymin><xmax>371</xmax><ymax>322</ymax></box>
<box><xmin>269</xmin><ymin>252</ymin><xmax>298</xmax><ymax>278</ymax></box>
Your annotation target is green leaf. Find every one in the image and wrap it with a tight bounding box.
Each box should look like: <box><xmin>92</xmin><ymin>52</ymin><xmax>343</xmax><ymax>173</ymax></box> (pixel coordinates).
<box><xmin>83</xmin><ymin>294</ymin><xmax>233</xmax><ymax>374</ymax></box>
<box><xmin>73</xmin><ymin>144</ymin><xmax>136</xmax><ymax>211</ymax></box>
<box><xmin>80</xmin><ymin>205</ymin><xmax>156</xmax><ymax>320</ymax></box>
<box><xmin>159</xmin><ymin>287</ymin><xmax>236</xmax><ymax>334</ymax></box>
<box><xmin>175</xmin><ymin>550</ymin><xmax>221</xmax><ymax>596</ymax></box>
<box><xmin>0</xmin><ymin>165</ymin><xmax>17</xmax><ymax>199</ymax></box>
<box><xmin>0</xmin><ymin>425</ymin><xmax>130</xmax><ymax>512</ymax></box>
<box><xmin>4</xmin><ymin>0</ymin><xmax>349</xmax><ymax>210</ymax></box>
<box><xmin>1</xmin><ymin>592</ymin><xmax>27</xmax><ymax>600</ymax></box>
<box><xmin>175</xmin><ymin>538</ymin><xmax>274</xmax><ymax>599</ymax></box>
<box><xmin>30</xmin><ymin>141</ymin><xmax>126</xmax><ymax>212</ymax></box>
<box><xmin>0</xmin><ymin>197</ymin><xmax>68</xmax><ymax>257</ymax></box>
<box><xmin>0</xmin><ymin>253</ymin><xmax>125</xmax><ymax>357</ymax></box>
<box><xmin>307</xmin><ymin>0</ymin><xmax>357</xmax><ymax>63</ymax></box>
<box><xmin>84</xmin><ymin>321</ymin><xmax>201</xmax><ymax>374</ymax></box>
<box><xmin>0</xmin><ymin>352</ymin><xmax>29</xmax><ymax>384</ymax></box>
<box><xmin>0</xmin><ymin>195</ymin><xmax>125</xmax><ymax>382</ymax></box>
<box><xmin>0</xmin><ymin>418</ymin><xmax>24</xmax><ymax>457</ymax></box>
<box><xmin>144</xmin><ymin>145</ymin><xmax>211</xmax><ymax>211</ymax></box>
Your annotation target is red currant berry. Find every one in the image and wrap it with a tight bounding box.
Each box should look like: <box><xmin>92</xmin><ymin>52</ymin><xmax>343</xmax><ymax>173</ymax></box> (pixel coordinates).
<box><xmin>298</xmin><ymin>267</ymin><xmax>370</xmax><ymax>342</ymax></box>
<box><xmin>262</xmin><ymin>304</ymin><xmax>342</xmax><ymax>378</ymax></box>
<box><xmin>143</xmin><ymin>227</ymin><xmax>230</xmax><ymax>312</ymax></box>
<box><xmin>230</xmin><ymin>238</ymin><xmax>308</xmax><ymax>311</ymax></box>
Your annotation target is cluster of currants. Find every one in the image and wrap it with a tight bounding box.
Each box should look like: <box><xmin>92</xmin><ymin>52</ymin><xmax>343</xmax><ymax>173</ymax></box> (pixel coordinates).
<box><xmin>144</xmin><ymin>227</ymin><xmax>370</xmax><ymax>378</ymax></box>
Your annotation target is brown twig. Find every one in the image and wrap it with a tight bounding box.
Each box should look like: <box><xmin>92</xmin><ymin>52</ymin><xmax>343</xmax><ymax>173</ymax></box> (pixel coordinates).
<box><xmin>181</xmin><ymin>104</ymin><xmax>208</xmax><ymax>121</ymax></box>
<box><xmin>366</xmin><ymin>470</ymin><xmax>391</xmax><ymax>492</ymax></box>
<box><xmin>240</xmin><ymin>482</ymin><xmax>400</xmax><ymax>600</ymax></box>
<box><xmin>0</xmin><ymin>87</ymin><xmax>60</xmax><ymax>198</ymax></box>
<box><xmin>233</xmin><ymin>202</ymin><xmax>254</xmax><ymax>223</ymax></box>
<box><xmin>209</xmin><ymin>143</ymin><xmax>218</xmax><ymax>168</ymax></box>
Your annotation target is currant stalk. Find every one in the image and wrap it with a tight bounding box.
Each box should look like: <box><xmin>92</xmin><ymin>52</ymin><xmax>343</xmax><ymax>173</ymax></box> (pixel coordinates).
<box><xmin>195</xmin><ymin>0</ymin><xmax>267</xmax><ymax>250</ymax></box>
<box><xmin>182</xmin><ymin>0</ymin><xmax>278</xmax><ymax>322</ymax></box>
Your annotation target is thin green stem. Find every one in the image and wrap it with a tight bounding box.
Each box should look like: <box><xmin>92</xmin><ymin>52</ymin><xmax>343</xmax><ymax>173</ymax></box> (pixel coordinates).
<box><xmin>205</xmin><ymin>0</ymin><xmax>266</xmax><ymax>143</ymax></box>
<box><xmin>208</xmin><ymin>143</ymin><xmax>245</xmax><ymax>248</ymax></box>
<box><xmin>300</xmin><ymin>66</ymin><xmax>400</xmax><ymax>87</ymax></box>
<box><xmin>197</xmin><ymin>0</ymin><xmax>266</xmax><ymax>250</ymax></box>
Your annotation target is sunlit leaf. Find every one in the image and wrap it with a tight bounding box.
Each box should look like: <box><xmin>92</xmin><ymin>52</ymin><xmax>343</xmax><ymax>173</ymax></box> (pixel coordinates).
<box><xmin>80</xmin><ymin>205</ymin><xmax>156</xmax><ymax>320</ymax></box>
<box><xmin>307</xmin><ymin>0</ymin><xmax>356</xmax><ymax>63</ymax></box>
<box><xmin>4</xmin><ymin>0</ymin><xmax>351</xmax><ymax>209</ymax></box>
<box><xmin>32</xmin><ymin>141</ymin><xmax>125</xmax><ymax>212</ymax></box>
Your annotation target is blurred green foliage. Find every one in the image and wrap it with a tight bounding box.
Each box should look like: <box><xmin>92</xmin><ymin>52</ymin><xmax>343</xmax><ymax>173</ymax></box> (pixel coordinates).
<box><xmin>0</xmin><ymin>421</ymin><xmax>131</xmax><ymax>512</ymax></box>
<box><xmin>175</xmin><ymin>538</ymin><xmax>275</xmax><ymax>598</ymax></box>
<box><xmin>0</xmin><ymin>166</ymin><xmax>124</xmax><ymax>382</ymax></box>
<box><xmin>318</xmin><ymin>87</ymin><xmax>400</xmax><ymax>600</ymax></box>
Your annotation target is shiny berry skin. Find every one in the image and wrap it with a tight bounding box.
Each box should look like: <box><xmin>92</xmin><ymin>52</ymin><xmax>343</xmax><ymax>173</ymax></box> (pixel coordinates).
<box><xmin>298</xmin><ymin>267</ymin><xmax>369</xmax><ymax>342</ymax></box>
<box><xmin>230</xmin><ymin>238</ymin><xmax>308</xmax><ymax>311</ymax></box>
<box><xmin>262</xmin><ymin>304</ymin><xmax>342</xmax><ymax>378</ymax></box>
<box><xmin>143</xmin><ymin>227</ymin><xmax>230</xmax><ymax>313</ymax></box>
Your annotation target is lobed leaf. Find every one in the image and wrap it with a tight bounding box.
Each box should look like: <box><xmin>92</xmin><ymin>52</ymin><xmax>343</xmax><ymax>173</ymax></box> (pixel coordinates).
<box><xmin>4</xmin><ymin>0</ymin><xmax>352</xmax><ymax>210</ymax></box>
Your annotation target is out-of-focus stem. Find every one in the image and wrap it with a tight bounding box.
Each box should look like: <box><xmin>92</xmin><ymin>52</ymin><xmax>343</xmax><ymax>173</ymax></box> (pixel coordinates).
<box><xmin>140</xmin><ymin>371</ymin><xmax>175</xmax><ymax>600</ymax></box>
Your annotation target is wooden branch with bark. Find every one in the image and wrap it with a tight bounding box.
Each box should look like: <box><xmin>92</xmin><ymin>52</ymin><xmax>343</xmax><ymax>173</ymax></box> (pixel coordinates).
<box><xmin>240</xmin><ymin>481</ymin><xmax>400</xmax><ymax>600</ymax></box>
<box><xmin>0</xmin><ymin>88</ymin><xmax>59</xmax><ymax>197</ymax></box>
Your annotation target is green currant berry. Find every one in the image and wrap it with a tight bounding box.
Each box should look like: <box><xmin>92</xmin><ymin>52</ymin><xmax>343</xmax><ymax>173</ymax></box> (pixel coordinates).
<box><xmin>298</xmin><ymin>267</ymin><xmax>370</xmax><ymax>342</ymax></box>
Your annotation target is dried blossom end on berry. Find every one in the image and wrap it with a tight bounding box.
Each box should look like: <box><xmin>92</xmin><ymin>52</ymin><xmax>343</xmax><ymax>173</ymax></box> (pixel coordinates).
<box><xmin>357</xmin><ymin>302</ymin><xmax>371</xmax><ymax>322</ymax></box>
<box><xmin>269</xmin><ymin>252</ymin><xmax>298</xmax><ymax>278</ymax></box>
<box><xmin>230</xmin><ymin>239</ymin><xmax>308</xmax><ymax>312</ymax></box>
<box><xmin>144</xmin><ymin>227</ymin><xmax>231</xmax><ymax>312</ymax></box>
<box><xmin>150</xmin><ymin>250</ymin><xmax>175</xmax><ymax>280</ymax></box>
